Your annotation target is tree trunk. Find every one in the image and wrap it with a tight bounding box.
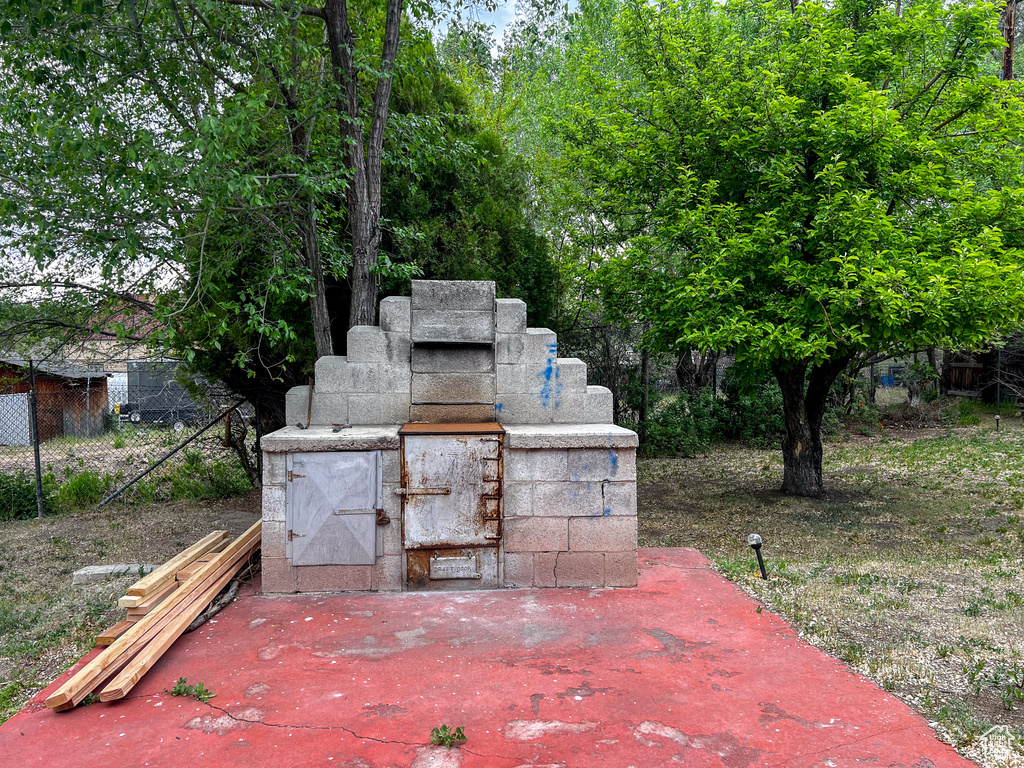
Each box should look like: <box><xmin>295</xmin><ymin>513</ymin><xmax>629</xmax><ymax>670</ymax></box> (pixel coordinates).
<box><xmin>773</xmin><ymin>357</ymin><xmax>850</xmax><ymax>497</ymax></box>
<box><xmin>300</xmin><ymin>204</ymin><xmax>334</xmax><ymax>357</ymax></box>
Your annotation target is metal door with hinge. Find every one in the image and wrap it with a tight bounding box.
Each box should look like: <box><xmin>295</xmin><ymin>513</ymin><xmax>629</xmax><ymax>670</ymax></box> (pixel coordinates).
<box><xmin>400</xmin><ymin>434</ymin><xmax>502</xmax><ymax>550</ymax></box>
<box><xmin>286</xmin><ymin>451</ymin><xmax>381</xmax><ymax>566</ymax></box>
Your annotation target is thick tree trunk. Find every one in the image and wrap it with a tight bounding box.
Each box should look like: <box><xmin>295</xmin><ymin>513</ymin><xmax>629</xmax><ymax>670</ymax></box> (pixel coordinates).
<box><xmin>300</xmin><ymin>204</ymin><xmax>334</xmax><ymax>357</ymax></box>
<box><xmin>773</xmin><ymin>357</ymin><xmax>851</xmax><ymax>498</ymax></box>
<box><xmin>675</xmin><ymin>350</ymin><xmax>719</xmax><ymax>397</ymax></box>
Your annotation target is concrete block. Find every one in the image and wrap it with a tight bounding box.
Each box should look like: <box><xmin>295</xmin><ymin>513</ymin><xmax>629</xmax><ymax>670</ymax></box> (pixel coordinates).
<box><xmin>503</xmin><ymin>481</ymin><xmax>533</xmax><ymax>517</ymax></box>
<box><xmin>72</xmin><ymin>564</ymin><xmax>157</xmax><ymax>586</ymax></box>
<box><xmin>503</xmin><ymin>424</ymin><xmax>639</xmax><ymax>450</ymax></box>
<box><xmin>524</xmin><ymin>328</ymin><xmax>557</xmax><ymax>363</ymax></box>
<box><xmin>260</xmin><ymin>557</ymin><xmax>297</xmax><ymax>594</ymax></box>
<box><xmin>412</xmin><ymin>279</ymin><xmax>495</xmax><ymax>311</ymax></box>
<box><xmin>349</xmin><ymin>394</ymin><xmax>410</xmax><ymax>425</ymax></box>
<box><xmin>505</xmin><ymin>449</ymin><xmax>567</xmax><ymax>482</ymax></box>
<box><xmin>412</xmin><ymin>345</ymin><xmax>494</xmax><ymax>373</ymax></box>
<box><xmin>497</xmin><ymin>364</ymin><xmax>526</xmax><ymax>394</ymax></box>
<box><xmin>555</xmin><ymin>551</ymin><xmax>604</xmax><ymax>588</ymax></box>
<box><xmin>261</xmin><ymin>425</ymin><xmax>400</xmax><ymax>453</ymax></box>
<box><xmin>263</xmin><ymin>452</ymin><xmax>286</xmax><ymax>485</ymax></box>
<box><xmin>262</xmin><ymin>485</ymin><xmax>286</xmax><ymax>523</ymax></box>
<box><xmin>411</xmin><ymin>310</ymin><xmax>495</xmax><ymax>343</ymax></box>
<box><xmin>315</xmin><ymin>357</ymin><xmax>380</xmax><ymax>394</ymax></box>
<box><xmin>347</xmin><ymin>326</ymin><xmax>387</xmax><ymax>363</ymax></box>
<box><xmin>567</xmin><ymin>449</ymin><xmax>636</xmax><ymax>482</ymax></box>
<box><xmin>605</xmin><ymin>551</ymin><xmax>639</xmax><ymax>588</ymax></box>
<box><xmin>534</xmin><ymin>480</ymin><xmax>604</xmax><ymax>518</ymax></box>
<box><xmin>379</xmin><ymin>295</ymin><xmax>411</xmax><ymax>333</ymax></box>
<box><xmin>551</xmin><ymin>393</ymin><xmax>587</xmax><ymax>424</ymax></box>
<box><xmin>602</xmin><ymin>481</ymin><xmax>637</xmax><ymax>516</ymax></box>
<box><xmin>555</xmin><ymin>358</ymin><xmax>588</xmax><ymax>393</ymax></box>
<box><xmin>586</xmin><ymin>385</ymin><xmax>614</xmax><ymax>424</ymax></box>
<box><xmin>382</xmin><ymin>363</ymin><xmax>411</xmax><ymax>394</ymax></box>
<box><xmin>494</xmin><ymin>394</ymin><xmax>555</xmax><ymax>425</ymax></box>
<box><xmin>384</xmin><ymin>333</ymin><xmax>411</xmax><ymax>364</ymax></box>
<box><xmin>503</xmin><ymin>552</ymin><xmax>534</xmax><ymax>588</ymax></box>
<box><xmin>533</xmin><ymin>552</ymin><xmax>559</xmax><ymax>587</ymax></box>
<box><xmin>371</xmin><ymin>555</ymin><xmax>403</xmax><ymax>591</ymax></box>
<box><xmin>285</xmin><ymin>385</ymin><xmax>312</xmax><ymax>426</ymax></box>
<box><xmin>310</xmin><ymin>393</ymin><xmax>348</xmax><ymax>425</ymax></box>
<box><xmin>262</xmin><ymin>520</ymin><xmax>287</xmax><ymax>559</ymax></box>
<box><xmin>409</xmin><ymin>404</ymin><xmax>495</xmax><ymax>423</ymax></box>
<box><xmin>568</xmin><ymin>516</ymin><xmax>637</xmax><ymax>553</ymax></box>
<box><xmin>296</xmin><ymin>564</ymin><xmax>372</xmax><ymax>592</ymax></box>
<box><xmin>381</xmin><ymin>450</ymin><xmax>401</xmax><ymax>483</ymax></box>
<box><xmin>504</xmin><ymin>517</ymin><xmax>568</xmax><ymax>552</ymax></box>
<box><xmin>496</xmin><ymin>332</ymin><xmax>525</xmax><ymax>364</ymax></box>
<box><xmin>411</xmin><ymin>372</ymin><xmax>495</xmax><ymax>404</ymax></box>
<box><xmin>380</xmin><ymin>516</ymin><xmax>403</xmax><ymax>556</ymax></box>
<box><xmin>496</xmin><ymin>298</ymin><xmax>527</xmax><ymax>333</ymax></box>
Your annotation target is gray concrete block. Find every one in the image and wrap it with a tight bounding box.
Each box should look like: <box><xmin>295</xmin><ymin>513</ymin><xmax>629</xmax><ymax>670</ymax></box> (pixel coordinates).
<box><xmin>260</xmin><ymin>557</ymin><xmax>297</xmax><ymax>594</ymax></box>
<box><xmin>534</xmin><ymin>480</ymin><xmax>604</xmax><ymax>517</ymax></box>
<box><xmin>554</xmin><ymin>551</ymin><xmax>605</xmax><ymax>588</ymax></box>
<box><xmin>524</xmin><ymin>328</ymin><xmax>557</xmax><ymax>363</ymax></box>
<box><xmin>502</xmin><ymin>424</ymin><xmax>639</xmax><ymax>449</ymax></box>
<box><xmin>568</xmin><ymin>448</ymin><xmax>636</xmax><ymax>482</ymax></box>
<box><xmin>496</xmin><ymin>332</ymin><xmax>526</xmax><ymax>364</ymax></box>
<box><xmin>568</xmin><ymin>516</ymin><xmax>637</xmax><ymax>552</ymax></box>
<box><xmin>497</xmin><ymin>364</ymin><xmax>526</xmax><ymax>394</ymax></box>
<box><xmin>263</xmin><ymin>520</ymin><xmax>287</xmax><ymax>559</ymax></box>
<box><xmin>346</xmin><ymin>326</ymin><xmax>387</xmax><ymax>363</ymax></box>
<box><xmin>551</xmin><ymin>393</ymin><xmax>587</xmax><ymax>424</ymax></box>
<box><xmin>384</xmin><ymin>332</ymin><xmax>411</xmax><ymax>364</ymax></box>
<box><xmin>601</xmin><ymin>480</ymin><xmax>637</xmax><ymax>516</ymax></box>
<box><xmin>409</xmin><ymin>404</ymin><xmax>495</xmax><ymax>423</ymax></box>
<box><xmin>379</xmin><ymin>295</ymin><xmax>411</xmax><ymax>333</ymax></box>
<box><xmin>504</xmin><ymin>517</ymin><xmax>568</xmax><ymax>552</ymax></box>
<box><xmin>587</xmin><ymin>385</ymin><xmax>614</xmax><ymax>424</ymax></box>
<box><xmin>496</xmin><ymin>298</ymin><xmax>527</xmax><ymax>333</ymax></box>
<box><xmin>503</xmin><ymin>552</ymin><xmax>534</xmax><ymax>588</ymax></box>
<box><xmin>411</xmin><ymin>372</ymin><xmax>495</xmax><ymax>404</ymax></box>
<box><xmin>412</xmin><ymin>345</ymin><xmax>494</xmax><ymax>373</ymax></box>
<box><xmin>503</xmin><ymin>481</ymin><xmax>534</xmax><ymax>517</ymax></box>
<box><xmin>605</xmin><ymin>551</ymin><xmax>639</xmax><ymax>587</ymax></box>
<box><xmin>382</xmin><ymin>363</ymin><xmax>411</xmax><ymax>394</ymax></box>
<box><xmin>411</xmin><ymin>280</ymin><xmax>495</xmax><ymax>311</ymax></box>
<box><xmin>555</xmin><ymin>358</ymin><xmax>588</xmax><ymax>393</ymax></box>
<box><xmin>262</xmin><ymin>485</ymin><xmax>286</xmax><ymax>523</ymax></box>
<box><xmin>506</xmin><ymin>448</ymin><xmax>568</xmax><ymax>482</ymax></box>
<box><xmin>411</xmin><ymin>310</ymin><xmax>495</xmax><ymax>343</ymax></box>
<box><xmin>349</xmin><ymin>394</ymin><xmax>410</xmax><ymax>425</ymax></box>
<box><xmin>310</xmin><ymin>393</ymin><xmax>348</xmax><ymax>425</ymax></box>
<box><xmin>371</xmin><ymin>554</ymin><xmax>403</xmax><ymax>591</ymax></box>
<box><xmin>72</xmin><ymin>564</ymin><xmax>157</xmax><ymax>586</ymax></box>
<box><xmin>315</xmin><ymin>357</ymin><xmax>380</xmax><ymax>394</ymax></box>
<box><xmin>285</xmin><ymin>385</ymin><xmax>313</xmax><ymax>426</ymax></box>
<box><xmin>381</xmin><ymin>449</ymin><xmax>401</xmax><ymax>483</ymax></box>
<box><xmin>263</xmin><ymin>452</ymin><xmax>287</xmax><ymax>485</ymax></box>
<box><xmin>494</xmin><ymin>393</ymin><xmax>555</xmax><ymax>425</ymax></box>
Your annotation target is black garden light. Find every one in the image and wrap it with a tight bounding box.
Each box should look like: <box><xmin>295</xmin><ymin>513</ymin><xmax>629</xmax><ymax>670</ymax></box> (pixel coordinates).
<box><xmin>747</xmin><ymin>533</ymin><xmax>768</xmax><ymax>580</ymax></box>
<box><xmin>996</xmin><ymin>414</ymin><xmax>1001</xmax><ymax>432</ymax></box>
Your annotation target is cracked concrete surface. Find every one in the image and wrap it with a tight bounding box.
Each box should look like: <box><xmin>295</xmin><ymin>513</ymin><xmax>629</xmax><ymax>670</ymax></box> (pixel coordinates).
<box><xmin>0</xmin><ymin>548</ymin><xmax>975</xmax><ymax>767</ymax></box>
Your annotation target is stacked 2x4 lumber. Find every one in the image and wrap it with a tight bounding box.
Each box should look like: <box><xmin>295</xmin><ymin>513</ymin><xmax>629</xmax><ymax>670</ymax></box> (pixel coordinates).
<box><xmin>49</xmin><ymin>521</ymin><xmax>261</xmax><ymax>712</ymax></box>
<box><xmin>117</xmin><ymin>530</ymin><xmax>229</xmax><ymax>609</ymax></box>
<box><xmin>125</xmin><ymin>580</ymin><xmax>179</xmax><ymax>619</ymax></box>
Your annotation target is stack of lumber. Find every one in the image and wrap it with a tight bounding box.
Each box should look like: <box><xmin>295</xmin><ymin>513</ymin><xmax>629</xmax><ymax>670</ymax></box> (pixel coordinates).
<box><xmin>48</xmin><ymin>521</ymin><xmax>261</xmax><ymax>711</ymax></box>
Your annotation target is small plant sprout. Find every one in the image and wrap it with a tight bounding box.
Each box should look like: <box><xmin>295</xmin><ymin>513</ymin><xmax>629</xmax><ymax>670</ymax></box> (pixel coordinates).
<box><xmin>429</xmin><ymin>724</ymin><xmax>466</xmax><ymax>748</ymax></box>
<box><xmin>166</xmin><ymin>677</ymin><xmax>216</xmax><ymax>703</ymax></box>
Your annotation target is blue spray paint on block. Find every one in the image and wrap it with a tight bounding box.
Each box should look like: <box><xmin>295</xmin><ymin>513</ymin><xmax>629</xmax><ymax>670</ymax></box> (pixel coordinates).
<box><xmin>536</xmin><ymin>344</ymin><xmax>562</xmax><ymax>408</ymax></box>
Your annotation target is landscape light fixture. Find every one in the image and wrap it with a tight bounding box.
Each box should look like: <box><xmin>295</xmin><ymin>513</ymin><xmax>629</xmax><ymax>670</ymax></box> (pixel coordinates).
<box><xmin>747</xmin><ymin>533</ymin><xmax>768</xmax><ymax>580</ymax></box>
<box><xmin>995</xmin><ymin>414</ymin><xmax>1001</xmax><ymax>432</ymax></box>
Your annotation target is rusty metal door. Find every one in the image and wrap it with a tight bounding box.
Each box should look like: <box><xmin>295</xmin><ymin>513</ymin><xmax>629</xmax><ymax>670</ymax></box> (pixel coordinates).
<box><xmin>401</xmin><ymin>434</ymin><xmax>501</xmax><ymax>548</ymax></box>
<box><xmin>286</xmin><ymin>451</ymin><xmax>381</xmax><ymax>566</ymax></box>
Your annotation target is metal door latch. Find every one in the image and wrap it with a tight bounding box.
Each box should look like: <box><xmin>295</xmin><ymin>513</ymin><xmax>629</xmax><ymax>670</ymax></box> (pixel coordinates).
<box><xmin>376</xmin><ymin>509</ymin><xmax>390</xmax><ymax>526</ymax></box>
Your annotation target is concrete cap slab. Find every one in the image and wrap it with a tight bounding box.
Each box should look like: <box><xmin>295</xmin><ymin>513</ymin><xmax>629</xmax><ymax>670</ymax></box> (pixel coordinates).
<box><xmin>261</xmin><ymin>425</ymin><xmax>401</xmax><ymax>452</ymax></box>
<box><xmin>503</xmin><ymin>423</ymin><xmax>639</xmax><ymax>449</ymax></box>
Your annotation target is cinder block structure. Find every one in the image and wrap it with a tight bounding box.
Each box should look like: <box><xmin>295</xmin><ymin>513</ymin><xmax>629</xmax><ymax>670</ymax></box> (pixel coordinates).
<box><xmin>261</xmin><ymin>280</ymin><xmax>638</xmax><ymax>593</ymax></box>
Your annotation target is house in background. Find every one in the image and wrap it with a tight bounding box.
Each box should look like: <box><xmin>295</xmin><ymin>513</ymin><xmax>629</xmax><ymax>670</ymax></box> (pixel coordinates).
<box><xmin>0</xmin><ymin>357</ymin><xmax>109</xmax><ymax>446</ymax></box>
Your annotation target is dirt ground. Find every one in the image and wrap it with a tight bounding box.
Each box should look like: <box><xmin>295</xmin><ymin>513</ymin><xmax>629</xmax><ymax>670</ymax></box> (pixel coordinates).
<box><xmin>639</xmin><ymin>419</ymin><xmax>1024</xmax><ymax>767</ymax></box>
<box><xmin>0</xmin><ymin>492</ymin><xmax>260</xmax><ymax>722</ymax></box>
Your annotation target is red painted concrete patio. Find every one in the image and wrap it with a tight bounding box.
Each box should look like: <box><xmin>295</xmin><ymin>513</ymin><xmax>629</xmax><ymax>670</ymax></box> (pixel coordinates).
<box><xmin>1</xmin><ymin>548</ymin><xmax>973</xmax><ymax>767</ymax></box>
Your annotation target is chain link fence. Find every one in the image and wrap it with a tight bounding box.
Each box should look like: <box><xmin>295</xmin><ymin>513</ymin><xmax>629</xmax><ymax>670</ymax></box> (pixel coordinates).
<box><xmin>0</xmin><ymin>364</ymin><xmax>261</xmax><ymax>517</ymax></box>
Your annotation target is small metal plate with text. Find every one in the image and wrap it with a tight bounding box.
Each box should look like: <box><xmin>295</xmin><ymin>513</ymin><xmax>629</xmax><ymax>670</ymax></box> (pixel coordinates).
<box><xmin>429</xmin><ymin>554</ymin><xmax>481</xmax><ymax>580</ymax></box>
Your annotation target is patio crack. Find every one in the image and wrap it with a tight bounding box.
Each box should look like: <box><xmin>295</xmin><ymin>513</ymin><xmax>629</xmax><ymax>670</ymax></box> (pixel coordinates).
<box><xmin>773</xmin><ymin>723</ymin><xmax>922</xmax><ymax>765</ymax></box>
<box><xmin>196</xmin><ymin>701</ymin><xmax>521</xmax><ymax>761</ymax></box>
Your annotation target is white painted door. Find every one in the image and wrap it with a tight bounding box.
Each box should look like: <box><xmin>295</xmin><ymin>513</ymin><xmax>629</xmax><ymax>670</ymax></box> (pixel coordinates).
<box><xmin>402</xmin><ymin>435</ymin><xmax>501</xmax><ymax>549</ymax></box>
<box><xmin>286</xmin><ymin>451</ymin><xmax>381</xmax><ymax>566</ymax></box>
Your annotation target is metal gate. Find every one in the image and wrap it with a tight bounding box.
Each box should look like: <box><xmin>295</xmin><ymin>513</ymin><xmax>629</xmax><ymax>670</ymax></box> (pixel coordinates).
<box><xmin>400</xmin><ymin>424</ymin><xmax>503</xmax><ymax>590</ymax></box>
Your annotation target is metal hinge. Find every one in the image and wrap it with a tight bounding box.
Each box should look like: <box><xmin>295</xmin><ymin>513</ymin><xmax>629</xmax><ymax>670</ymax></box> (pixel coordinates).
<box><xmin>287</xmin><ymin>529</ymin><xmax>306</xmax><ymax>541</ymax></box>
<box><xmin>287</xmin><ymin>470</ymin><xmax>305</xmax><ymax>482</ymax></box>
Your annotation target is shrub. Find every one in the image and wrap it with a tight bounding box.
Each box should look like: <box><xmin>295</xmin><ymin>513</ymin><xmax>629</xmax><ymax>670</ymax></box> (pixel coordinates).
<box><xmin>55</xmin><ymin>470</ymin><xmax>109</xmax><ymax>508</ymax></box>
<box><xmin>0</xmin><ymin>472</ymin><xmax>45</xmax><ymax>520</ymax></box>
<box><xmin>638</xmin><ymin>392</ymin><xmax>721</xmax><ymax>456</ymax></box>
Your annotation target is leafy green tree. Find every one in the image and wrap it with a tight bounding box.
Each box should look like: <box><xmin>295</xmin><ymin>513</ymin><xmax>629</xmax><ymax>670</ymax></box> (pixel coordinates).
<box><xmin>563</xmin><ymin>0</ymin><xmax>1024</xmax><ymax>495</ymax></box>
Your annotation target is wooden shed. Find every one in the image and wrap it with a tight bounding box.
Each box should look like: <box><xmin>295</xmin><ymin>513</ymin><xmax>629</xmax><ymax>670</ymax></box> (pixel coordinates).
<box><xmin>0</xmin><ymin>357</ymin><xmax>109</xmax><ymax>445</ymax></box>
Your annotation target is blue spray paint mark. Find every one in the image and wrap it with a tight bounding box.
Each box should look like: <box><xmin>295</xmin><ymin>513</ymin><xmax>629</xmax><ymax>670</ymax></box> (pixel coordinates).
<box><xmin>609</xmin><ymin>452</ymin><xmax>617</xmax><ymax>469</ymax></box>
<box><xmin>603</xmin><ymin>508</ymin><xmax>612</xmax><ymax>516</ymax></box>
<box><xmin>495</xmin><ymin>402</ymin><xmax>503</xmax><ymax>412</ymax></box>
<box><xmin>536</xmin><ymin>343</ymin><xmax>562</xmax><ymax>409</ymax></box>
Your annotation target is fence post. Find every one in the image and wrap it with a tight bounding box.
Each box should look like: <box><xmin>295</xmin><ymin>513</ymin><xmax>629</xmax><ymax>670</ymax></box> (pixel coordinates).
<box><xmin>254</xmin><ymin>395</ymin><xmax>263</xmax><ymax>483</ymax></box>
<box><xmin>28</xmin><ymin>361</ymin><xmax>45</xmax><ymax>518</ymax></box>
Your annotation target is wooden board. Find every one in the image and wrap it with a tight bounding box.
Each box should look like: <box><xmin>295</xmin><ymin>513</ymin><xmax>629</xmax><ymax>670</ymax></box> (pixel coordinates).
<box><xmin>45</xmin><ymin>522</ymin><xmax>260</xmax><ymax>711</ymax></box>
<box><xmin>95</xmin><ymin>620</ymin><xmax>133</xmax><ymax>647</ymax></box>
<box><xmin>125</xmin><ymin>530</ymin><xmax>229</xmax><ymax>598</ymax></box>
<box><xmin>119</xmin><ymin>579</ymin><xmax>177</xmax><ymax>611</ymax></box>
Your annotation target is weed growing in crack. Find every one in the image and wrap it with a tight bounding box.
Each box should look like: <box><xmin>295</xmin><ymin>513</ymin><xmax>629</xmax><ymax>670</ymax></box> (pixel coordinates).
<box><xmin>166</xmin><ymin>677</ymin><xmax>216</xmax><ymax>703</ymax></box>
<box><xmin>429</xmin><ymin>724</ymin><xmax>466</xmax><ymax>748</ymax></box>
